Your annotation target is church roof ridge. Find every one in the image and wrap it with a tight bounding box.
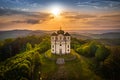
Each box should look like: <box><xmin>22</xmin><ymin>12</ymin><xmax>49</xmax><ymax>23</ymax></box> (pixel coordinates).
<box><xmin>64</xmin><ymin>32</ymin><xmax>70</xmax><ymax>36</ymax></box>
<box><xmin>51</xmin><ymin>28</ymin><xmax>70</xmax><ymax>36</ymax></box>
<box><xmin>51</xmin><ymin>32</ymin><xmax>57</xmax><ymax>36</ymax></box>
<box><xmin>57</xmin><ymin>29</ymin><xmax>64</xmax><ymax>34</ymax></box>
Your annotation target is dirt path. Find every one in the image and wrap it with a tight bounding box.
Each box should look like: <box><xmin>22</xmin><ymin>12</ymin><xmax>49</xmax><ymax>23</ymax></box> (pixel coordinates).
<box><xmin>51</xmin><ymin>65</ymin><xmax>68</xmax><ymax>80</ymax></box>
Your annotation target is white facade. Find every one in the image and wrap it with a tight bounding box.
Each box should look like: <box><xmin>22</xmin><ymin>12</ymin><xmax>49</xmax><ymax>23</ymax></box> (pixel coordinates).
<box><xmin>51</xmin><ymin>30</ymin><xmax>71</xmax><ymax>55</ymax></box>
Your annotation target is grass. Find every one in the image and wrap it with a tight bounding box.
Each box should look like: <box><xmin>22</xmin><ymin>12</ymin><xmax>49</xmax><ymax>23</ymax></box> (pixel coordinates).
<box><xmin>40</xmin><ymin>49</ymin><xmax>103</xmax><ymax>80</ymax></box>
<box><xmin>45</xmin><ymin>49</ymin><xmax>76</xmax><ymax>60</ymax></box>
<box><xmin>64</xmin><ymin>50</ymin><xmax>102</xmax><ymax>80</ymax></box>
<box><xmin>40</xmin><ymin>53</ymin><xmax>58</xmax><ymax>80</ymax></box>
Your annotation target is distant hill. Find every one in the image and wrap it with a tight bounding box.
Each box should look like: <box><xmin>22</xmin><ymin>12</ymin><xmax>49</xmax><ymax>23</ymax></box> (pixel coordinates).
<box><xmin>0</xmin><ymin>30</ymin><xmax>120</xmax><ymax>40</ymax></box>
<box><xmin>0</xmin><ymin>30</ymin><xmax>46</xmax><ymax>40</ymax></box>
<box><xmin>69</xmin><ymin>32</ymin><xmax>120</xmax><ymax>39</ymax></box>
<box><xmin>88</xmin><ymin>32</ymin><xmax>120</xmax><ymax>39</ymax></box>
<box><xmin>70</xmin><ymin>33</ymin><xmax>92</xmax><ymax>39</ymax></box>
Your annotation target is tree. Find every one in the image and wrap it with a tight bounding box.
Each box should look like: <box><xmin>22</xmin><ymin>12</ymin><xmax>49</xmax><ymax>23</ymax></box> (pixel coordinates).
<box><xmin>101</xmin><ymin>47</ymin><xmax>120</xmax><ymax>80</ymax></box>
<box><xmin>71</xmin><ymin>38</ymin><xmax>85</xmax><ymax>50</ymax></box>
<box><xmin>26</xmin><ymin>43</ymin><xmax>32</xmax><ymax>51</ymax></box>
<box><xmin>95</xmin><ymin>45</ymin><xmax>110</xmax><ymax>61</ymax></box>
<box><xmin>76</xmin><ymin>41</ymin><xmax>98</xmax><ymax>57</ymax></box>
<box><xmin>31</xmin><ymin>51</ymin><xmax>41</xmax><ymax>80</ymax></box>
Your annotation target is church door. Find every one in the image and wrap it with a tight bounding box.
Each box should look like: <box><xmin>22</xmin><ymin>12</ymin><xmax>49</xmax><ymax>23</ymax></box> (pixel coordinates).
<box><xmin>59</xmin><ymin>49</ymin><xmax>62</xmax><ymax>54</ymax></box>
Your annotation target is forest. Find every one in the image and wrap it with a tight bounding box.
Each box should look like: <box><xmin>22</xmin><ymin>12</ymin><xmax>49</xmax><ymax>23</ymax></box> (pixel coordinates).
<box><xmin>0</xmin><ymin>35</ymin><xmax>120</xmax><ymax>80</ymax></box>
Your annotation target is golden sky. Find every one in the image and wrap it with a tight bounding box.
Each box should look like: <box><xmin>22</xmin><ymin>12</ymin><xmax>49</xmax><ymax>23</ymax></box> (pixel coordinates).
<box><xmin>0</xmin><ymin>11</ymin><xmax>120</xmax><ymax>31</ymax></box>
<box><xmin>0</xmin><ymin>0</ymin><xmax>120</xmax><ymax>31</ymax></box>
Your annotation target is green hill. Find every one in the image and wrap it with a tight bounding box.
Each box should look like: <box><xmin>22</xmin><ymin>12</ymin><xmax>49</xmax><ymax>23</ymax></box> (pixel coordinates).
<box><xmin>0</xmin><ymin>36</ymin><xmax>120</xmax><ymax>80</ymax></box>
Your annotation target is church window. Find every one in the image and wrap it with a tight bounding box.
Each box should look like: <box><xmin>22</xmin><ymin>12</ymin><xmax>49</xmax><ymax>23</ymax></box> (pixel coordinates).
<box><xmin>56</xmin><ymin>37</ymin><xmax>58</xmax><ymax>40</ymax></box>
<box><xmin>52</xmin><ymin>45</ymin><xmax>54</xmax><ymax>48</ymax></box>
<box><xmin>52</xmin><ymin>37</ymin><xmax>54</xmax><ymax>40</ymax></box>
<box><xmin>68</xmin><ymin>37</ymin><xmax>69</xmax><ymax>39</ymax></box>
<box><xmin>68</xmin><ymin>49</ymin><xmax>69</xmax><ymax>51</ymax></box>
<box><xmin>60</xmin><ymin>44</ymin><xmax>62</xmax><ymax>46</ymax></box>
<box><xmin>68</xmin><ymin>45</ymin><xmax>69</xmax><ymax>48</ymax></box>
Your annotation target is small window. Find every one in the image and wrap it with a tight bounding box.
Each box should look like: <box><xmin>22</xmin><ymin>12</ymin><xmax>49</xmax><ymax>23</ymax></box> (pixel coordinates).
<box><xmin>52</xmin><ymin>49</ymin><xmax>54</xmax><ymax>51</ymax></box>
<box><xmin>56</xmin><ymin>37</ymin><xmax>58</xmax><ymax>40</ymax></box>
<box><xmin>60</xmin><ymin>44</ymin><xmax>62</xmax><ymax>46</ymax></box>
<box><xmin>68</xmin><ymin>49</ymin><xmax>69</xmax><ymax>51</ymax></box>
<box><xmin>68</xmin><ymin>37</ymin><xmax>69</xmax><ymax>39</ymax></box>
<box><xmin>52</xmin><ymin>45</ymin><xmax>54</xmax><ymax>48</ymax></box>
<box><xmin>68</xmin><ymin>45</ymin><xmax>69</xmax><ymax>48</ymax></box>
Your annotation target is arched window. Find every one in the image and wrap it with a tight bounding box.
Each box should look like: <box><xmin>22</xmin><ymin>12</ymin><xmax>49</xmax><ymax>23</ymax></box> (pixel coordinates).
<box><xmin>52</xmin><ymin>45</ymin><xmax>54</xmax><ymax>48</ymax></box>
<box><xmin>52</xmin><ymin>37</ymin><xmax>54</xmax><ymax>40</ymax></box>
<box><xmin>56</xmin><ymin>37</ymin><xmax>58</xmax><ymax>40</ymax></box>
<box><xmin>68</xmin><ymin>45</ymin><xmax>69</xmax><ymax>48</ymax></box>
<box><xmin>68</xmin><ymin>37</ymin><xmax>69</xmax><ymax>39</ymax></box>
<box><xmin>60</xmin><ymin>42</ymin><xmax>62</xmax><ymax>46</ymax></box>
<box><xmin>52</xmin><ymin>49</ymin><xmax>54</xmax><ymax>51</ymax></box>
<box><xmin>60</xmin><ymin>44</ymin><xmax>62</xmax><ymax>46</ymax></box>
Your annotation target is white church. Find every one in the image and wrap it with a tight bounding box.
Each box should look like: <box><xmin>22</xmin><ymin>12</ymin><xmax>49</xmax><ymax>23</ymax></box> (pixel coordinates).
<box><xmin>51</xmin><ymin>28</ymin><xmax>71</xmax><ymax>55</ymax></box>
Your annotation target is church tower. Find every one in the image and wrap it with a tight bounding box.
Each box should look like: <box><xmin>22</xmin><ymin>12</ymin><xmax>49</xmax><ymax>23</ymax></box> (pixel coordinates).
<box><xmin>51</xmin><ymin>28</ymin><xmax>71</xmax><ymax>55</ymax></box>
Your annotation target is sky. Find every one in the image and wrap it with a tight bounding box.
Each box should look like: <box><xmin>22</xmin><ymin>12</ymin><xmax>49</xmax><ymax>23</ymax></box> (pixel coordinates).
<box><xmin>0</xmin><ymin>0</ymin><xmax>120</xmax><ymax>31</ymax></box>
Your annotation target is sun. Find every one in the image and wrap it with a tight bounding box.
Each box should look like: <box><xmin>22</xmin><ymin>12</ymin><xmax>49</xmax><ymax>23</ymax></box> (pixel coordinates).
<box><xmin>51</xmin><ymin>6</ymin><xmax>61</xmax><ymax>16</ymax></box>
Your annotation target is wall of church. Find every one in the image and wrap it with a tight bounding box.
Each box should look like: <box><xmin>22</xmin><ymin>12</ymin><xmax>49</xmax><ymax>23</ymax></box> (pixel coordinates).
<box><xmin>56</xmin><ymin>41</ymin><xmax>66</xmax><ymax>54</ymax></box>
<box><xmin>51</xmin><ymin>36</ymin><xmax>56</xmax><ymax>54</ymax></box>
<box><xmin>51</xmin><ymin>42</ymin><xmax>55</xmax><ymax>53</ymax></box>
<box><xmin>65</xmin><ymin>41</ymin><xmax>70</xmax><ymax>53</ymax></box>
<box><xmin>51</xmin><ymin>33</ymin><xmax>71</xmax><ymax>54</ymax></box>
<box><xmin>65</xmin><ymin>36</ymin><xmax>71</xmax><ymax>53</ymax></box>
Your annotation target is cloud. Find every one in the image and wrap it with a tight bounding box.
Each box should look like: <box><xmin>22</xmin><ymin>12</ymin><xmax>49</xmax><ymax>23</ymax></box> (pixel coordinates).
<box><xmin>62</xmin><ymin>12</ymin><xmax>96</xmax><ymax>20</ymax></box>
<box><xmin>85</xmin><ymin>14</ymin><xmax>120</xmax><ymax>29</ymax></box>
<box><xmin>99</xmin><ymin>14</ymin><xmax>120</xmax><ymax>22</ymax></box>
<box><xmin>0</xmin><ymin>7</ymin><xmax>54</xmax><ymax>31</ymax></box>
<box><xmin>4</xmin><ymin>0</ymin><xmax>32</xmax><ymax>6</ymax></box>
<box><xmin>102</xmin><ymin>14</ymin><xmax>120</xmax><ymax>18</ymax></box>
<box><xmin>12</xmin><ymin>19</ymin><xmax>40</xmax><ymax>24</ymax></box>
<box><xmin>0</xmin><ymin>7</ymin><xmax>51</xmax><ymax>17</ymax></box>
<box><xmin>61</xmin><ymin>12</ymin><xmax>120</xmax><ymax>29</ymax></box>
<box><xmin>65</xmin><ymin>14</ymin><xmax>96</xmax><ymax>19</ymax></box>
<box><xmin>1</xmin><ymin>0</ymin><xmax>42</xmax><ymax>11</ymax></box>
<box><xmin>0</xmin><ymin>8</ymin><xmax>28</xmax><ymax>16</ymax></box>
<box><xmin>0</xmin><ymin>7</ymin><xmax>53</xmax><ymax>25</ymax></box>
<box><xmin>105</xmin><ymin>0</ymin><xmax>120</xmax><ymax>2</ymax></box>
<box><xmin>76</xmin><ymin>0</ymin><xmax>120</xmax><ymax>9</ymax></box>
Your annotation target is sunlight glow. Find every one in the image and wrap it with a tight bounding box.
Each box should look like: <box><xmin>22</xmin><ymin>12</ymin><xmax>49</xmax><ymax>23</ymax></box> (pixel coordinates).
<box><xmin>51</xmin><ymin>6</ymin><xmax>62</xmax><ymax>16</ymax></box>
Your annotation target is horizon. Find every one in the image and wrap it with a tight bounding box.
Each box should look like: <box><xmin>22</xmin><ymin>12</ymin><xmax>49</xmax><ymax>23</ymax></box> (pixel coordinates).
<box><xmin>0</xmin><ymin>29</ymin><xmax>120</xmax><ymax>34</ymax></box>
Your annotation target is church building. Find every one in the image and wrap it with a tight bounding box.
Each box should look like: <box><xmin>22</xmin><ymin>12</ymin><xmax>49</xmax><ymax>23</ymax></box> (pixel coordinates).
<box><xmin>51</xmin><ymin>29</ymin><xmax>71</xmax><ymax>55</ymax></box>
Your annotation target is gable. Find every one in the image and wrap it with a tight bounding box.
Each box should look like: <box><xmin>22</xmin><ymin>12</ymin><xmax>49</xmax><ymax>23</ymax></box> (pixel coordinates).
<box><xmin>58</xmin><ymin>34</ymin><xmax>64</xmax><ymax>37</ymax></box>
